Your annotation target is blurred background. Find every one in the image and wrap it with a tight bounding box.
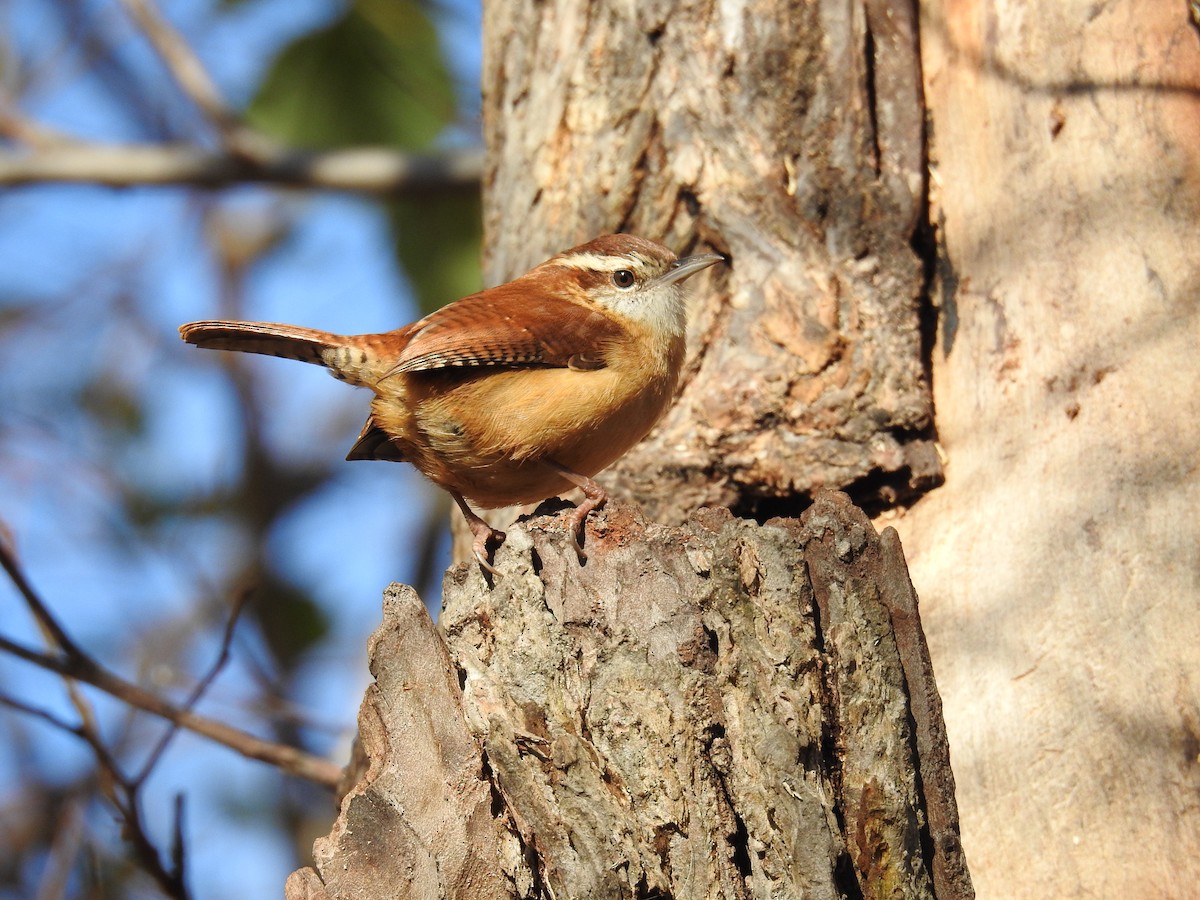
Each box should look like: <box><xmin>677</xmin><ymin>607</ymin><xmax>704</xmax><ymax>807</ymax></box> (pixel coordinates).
<box><xmin>0</xmin><ymin>0</ymin><xmax>483</xmax><ymax>895</ymax></box>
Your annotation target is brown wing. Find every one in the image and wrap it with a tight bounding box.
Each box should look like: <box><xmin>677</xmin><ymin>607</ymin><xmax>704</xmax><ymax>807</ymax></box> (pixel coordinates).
<box><xmin>384</xmin><ymin>281</ymin><xmax>627</xmax><ymax>377</ymax></box>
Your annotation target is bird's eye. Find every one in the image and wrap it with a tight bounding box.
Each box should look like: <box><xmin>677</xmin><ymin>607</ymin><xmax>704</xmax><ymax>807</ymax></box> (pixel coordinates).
<box><xmin>612</xmin><ymin>269</ymin><xmax>636</xmax><ymax>289</ymax></box>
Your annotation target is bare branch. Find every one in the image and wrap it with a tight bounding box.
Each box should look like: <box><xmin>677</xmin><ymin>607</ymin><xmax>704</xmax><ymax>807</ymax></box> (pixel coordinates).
<box><xmin>0</xmin><ymin>695</ymin><xmax>187</xmax><ymax>897</ymax></box>
<box><xmin>0</xmin><ymin>631</ymin><xmax>341</xmax><ymax>787</ymax></box>
<box><xmin>56</xmin><ymin>702</ymin><xmax>189</xmax><ymax>898</ymax></box>
<box><xmin>0</xmin><ymin>527</ymin><xmax>87</xmax><ymax>661</ymax></box>
<box><xmin>0</xmin><ymin>142</ymin><xmax>483</xmax><ymax>194</ymax></box>
<box><xmin>170</xmin><ymin>794</ymin><xmax>188</xmax><ymax>893</ymax></box>
<box><xmin>0</xmin><ymin>691</ymin><xmax>86</xmax><ymax>738</ymax></box>
<box><xmin>0</xmin><ymin>532</ymin><xmax>342</xmax><ymax>787</ymax></box>
<box><xmin>35</xmin><ymin>799</ymin><xmax>86</xmax><ymax>900</ymax></box>
<box><xmin>3</xmin><ymin>685</ymin><xmax>190</xmax><ymax>897</ymax></box>
<box><xmin>0</xmin><ymin>526</ymin><xmax>111</xmax><ymax>794</ymax></box>
<box><xmin>0</xmin><ymin>106</ymin><xmax>83</xmax><ymax>149</ymax></box>
<box><xmin>116</xmin><ymin>0</ymin><xmax>239</xmax><ymax>143</ymax></box>
<box><xmin>132</xmin><ymin>588</ymin><xmax>250</xmax><ymax>787</ymax></box>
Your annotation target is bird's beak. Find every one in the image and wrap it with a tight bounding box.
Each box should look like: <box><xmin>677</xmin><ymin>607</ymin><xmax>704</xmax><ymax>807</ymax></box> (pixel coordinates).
<box><xmin>655</xmin><ymin>252</ymin><xmax>725</xmax><ymax>287</ymax></box>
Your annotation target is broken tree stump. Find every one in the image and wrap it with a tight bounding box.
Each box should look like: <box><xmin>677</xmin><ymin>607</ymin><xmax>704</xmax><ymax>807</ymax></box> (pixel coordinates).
<box><xmin>287</xmin><ymin>492</ymin><xmax>972</xmax><ymax>899</ymax></box>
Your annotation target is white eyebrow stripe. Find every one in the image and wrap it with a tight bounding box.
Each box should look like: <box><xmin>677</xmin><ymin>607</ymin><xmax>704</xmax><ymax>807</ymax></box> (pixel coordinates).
<box><xmin>553</xmin><ymin>252</ymin><xmax>645</xmax><ymax>273</ymax></box>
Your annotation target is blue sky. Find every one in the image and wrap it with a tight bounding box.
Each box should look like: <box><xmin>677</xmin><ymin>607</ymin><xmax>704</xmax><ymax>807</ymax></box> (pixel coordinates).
<box><xmin>0</xmin><ymin>0</ymin><xmax>482</xmax><ymax>895</ymax></box>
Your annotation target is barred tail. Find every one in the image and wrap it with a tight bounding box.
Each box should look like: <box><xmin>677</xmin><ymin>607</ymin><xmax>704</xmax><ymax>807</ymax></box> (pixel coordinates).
<box><xmin>179</xmin><ymin>320</ymin><xmax>384</xmax><ymax>386</ymax></box>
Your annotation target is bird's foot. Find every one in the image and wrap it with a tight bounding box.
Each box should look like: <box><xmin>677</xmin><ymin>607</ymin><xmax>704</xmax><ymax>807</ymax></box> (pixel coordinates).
<box><xmin>452</xmin><ymin>492</ymin><xmax>505</xmax><ymax>577</ymax></box>
<box><xmin>546</xmin><ymin>460</ymin><xmax>608</xmax><ymax>564</ymax></box>
<box><xmin>471</xmin><ymin>526</ymin><xmax>505</xmax><ymax>577</ymax></box>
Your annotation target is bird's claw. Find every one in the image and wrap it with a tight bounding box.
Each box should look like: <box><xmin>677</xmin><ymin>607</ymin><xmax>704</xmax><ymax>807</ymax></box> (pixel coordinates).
<box><xmin>566</xmin><ymin>498</ymin><xmax>605</xmax><ymax>564</ymax></box>
<box><xmin>472</xmin><ymin>528</ymin><xmax>505</xmax><ymax>577</ymax></box>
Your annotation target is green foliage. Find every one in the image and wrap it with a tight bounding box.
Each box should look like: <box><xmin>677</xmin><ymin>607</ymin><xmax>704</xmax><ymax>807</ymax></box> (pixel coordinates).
<box><xmin>389</xmin><ymin>193</ymin><xmax>483</xmax><ymax>314</ymax></box>
<box><xmin>247</xmin><ymin>0</ymin><xmax>483</xmax><ymax>313</ymax></box>
<box><xmin>252</xmin><ymin>575</ymin><xmax>331</xmax><ymax>669</ymax></box>
<box><xmin>247</xmin><ymin>0</ymin><xmax>456</xmax><ymax>151</ymax></box>
<box><xmin>79</xmin><ymin>378</ymin><xmax>145</xmax><ymax>441</ymax></box>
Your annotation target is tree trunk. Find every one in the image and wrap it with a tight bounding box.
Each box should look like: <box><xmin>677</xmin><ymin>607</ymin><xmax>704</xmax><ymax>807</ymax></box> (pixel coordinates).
<box><xmin>479</xmin><ymin>0</ymin><xmax>939</xmax><ymax>524</ymax></box>
<box><xmin>293</xmin><ymin>0</ymin><xmax>1198</xmax><ymax>893</ymax></box>
<box><xmin>286</xmin><ymin>494</ymin><xmax>971</xmax><ymax>898</ymax></box>
<box><xmin>891</xmin><ymin>2</ymin><xmax>1200</xmax><ymax>896</ymax></box>
<box><xmin>291</xmin><ymin>0</ymin><xmax>978</xmax><ymax>895</ymax></box>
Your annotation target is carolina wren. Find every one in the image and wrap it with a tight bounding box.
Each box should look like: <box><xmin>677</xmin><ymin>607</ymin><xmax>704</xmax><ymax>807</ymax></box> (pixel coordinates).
<box><xmin>179</xmin><ymin>234</ymin><xmax>722</xmax><ymax>573</ymax></box>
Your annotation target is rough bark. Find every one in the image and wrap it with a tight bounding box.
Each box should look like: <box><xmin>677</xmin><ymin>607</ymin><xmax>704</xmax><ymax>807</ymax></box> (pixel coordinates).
<box><xmin>292</xmin><ymin>0</ymin><xmax>1200</xmax><ymax>896</ymax></box>
<box><xmin>890</xmin><ymin>1</ymin><xmax>1200</xmax><ymax>896</ymax></box>
<box><xmin>288</xmin><ymin>494</ymin><xmax>971</xmax><ymax>899</ymax></box>
<box><xmin>284</xmin><ymin>584</ymin><xmax>512</xmax><ymax>900</ymax></box>
<box><xmin>478</xmin><ymin>0</ymin><xmax>939</xmax><ymax>525</ymax></box>
<box><xmin>287</xmin><ymin>0</ymin><xmax>982</xmax><ymax>895</ymax></box>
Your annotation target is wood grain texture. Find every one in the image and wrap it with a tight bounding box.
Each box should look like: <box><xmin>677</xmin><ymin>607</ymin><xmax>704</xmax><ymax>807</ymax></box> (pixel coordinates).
<box><xmin>292</xmin><ymin>496</ymin><xmax>972</xmax><ymax>898</ymax></box>
<box><xmin>480</xmin><ymin>0</ymin><xmax>939</xmax><ymax>523</ymax></box>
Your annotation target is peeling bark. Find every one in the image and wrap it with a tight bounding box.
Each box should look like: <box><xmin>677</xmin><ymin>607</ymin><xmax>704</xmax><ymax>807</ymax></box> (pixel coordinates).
<box><xmin>289</xmin><ymin>494</ymin><xmax>971</xmax><ymax>899</ymax></box>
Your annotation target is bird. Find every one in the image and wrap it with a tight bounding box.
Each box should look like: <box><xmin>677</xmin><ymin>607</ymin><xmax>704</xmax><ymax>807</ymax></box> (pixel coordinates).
<box><xmin>179</xmin><ymin>234</ymin><xmax>723</xmax><ymax>574</ymax></box>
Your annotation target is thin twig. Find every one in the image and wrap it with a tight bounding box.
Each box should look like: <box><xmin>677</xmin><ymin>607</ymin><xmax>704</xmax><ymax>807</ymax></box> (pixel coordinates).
<box><xmin>2</xmin><ymin>691</ymin><xmax>190</xmax><ymax>897</ymax></box>
<box><xmin>0</xmin><ymin>529</ymin><xmax>87</xmax><ymax>660</ymax></box>
<box><xmin>84</xmin><ymin>717</ymin><xmax>185</xmax><ymax>897</ymax></box>
<box><xmin>0</xmin><ymin>105</ymin><xmax>84</xmax><ymax>148</ymax></box>
<box><xmin>0</xmin><ymin>530</ymin><xmax>109</xmax><ymax>785</ymax></box>
<box><xmin>35</xmin><ymin>799</ymin><xmax>85</xmax><ymax>900</ymax></box>
<box><xmin>0</xmin><ymin>142</ymin><xmax>484</xmax><ymax>194</ymax></box>
<box><xmin>170</xmin><ymin>794</ymin><xmax>187</xmax><ymax>892</ymax></box>
<box><xmin>73</xmin><ymin>707</ymin><xmax>189</xmax><ymax>899</ymax></box>
<box><xmin>0</xmin><ymin>691</ymin><xmax>85</xmax><ymax>736</ymax></box>
<box><xmin>1</xmin><ymin>691</ymin><xmax>190</xmax><ymax>898</ymax></box>
<box><xmin>0</xmin><ymin>535</ymin><xmax>342</xmax><ymax>787</ymax></box>
<box><xmin>0</xmin><ymin>632</ymin><xmax>341</xmax><ymax>787</ymax></box>
<box><xmin>116</xmin><ymin>0</ymin><xmax>240</xmax><ymax>144</ymax></box>
<box><xmin>1</xmin><ymin>531</ymin><xmax>178</xmax><ymax>895</ymax></box>
<box><xmin>132</xmin><ymin>588</ymin><xmax>251</xmax><ymax>786</ymax></box>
